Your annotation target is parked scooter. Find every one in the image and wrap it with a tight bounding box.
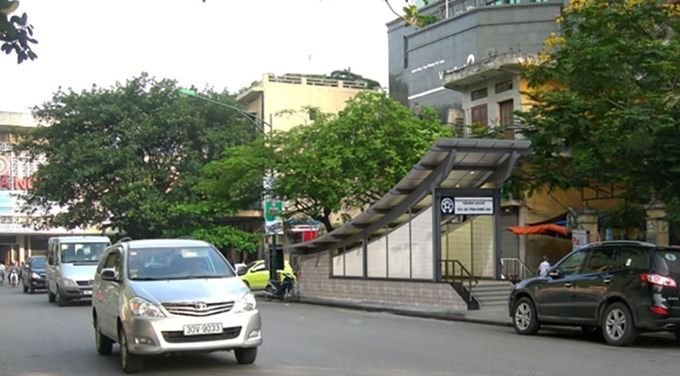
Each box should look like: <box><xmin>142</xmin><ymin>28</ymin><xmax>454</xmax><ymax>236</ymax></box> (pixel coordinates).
<box><xmin>263</xmin><ymin>270</ymin><xmax>298</xmax><ymax>302</ymax></box>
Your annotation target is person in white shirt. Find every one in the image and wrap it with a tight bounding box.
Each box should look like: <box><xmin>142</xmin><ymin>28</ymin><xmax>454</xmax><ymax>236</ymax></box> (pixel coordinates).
<box><xmin>538</xmin><ymin>255</ymin><xmax>551</xmax><ymax>277</ymax></box>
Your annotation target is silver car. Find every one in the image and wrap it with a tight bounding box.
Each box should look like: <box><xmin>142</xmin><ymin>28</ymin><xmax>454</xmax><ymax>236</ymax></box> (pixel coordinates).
<box><xmin>92</xmin><ymin>238</ymin><xmax>262</xmax><ymax>373</ymax></box>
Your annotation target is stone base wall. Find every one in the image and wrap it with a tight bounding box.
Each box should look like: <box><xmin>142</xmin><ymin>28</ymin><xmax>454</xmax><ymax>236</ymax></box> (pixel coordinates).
<box><xmin>297</xmin><ymin>250</ymin><xmax>468</xmax><ymax>313</ymax></box>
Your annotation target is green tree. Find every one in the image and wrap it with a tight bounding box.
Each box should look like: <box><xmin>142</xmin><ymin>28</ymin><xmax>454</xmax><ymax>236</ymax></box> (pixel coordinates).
<box><xmin>200</xmin><ymin>91</ymin><xmax>450</xmax><ymax>232</ymax></box>
<box><xmin>0</xmin><ymin>0</ymin><xmax>37</xmax><ymax>63</ymax></box>
<box><xmin>515</xmin><ymin>0</ymin><xmax>680</xmax><ymax>218</ymax></box>
<box><xmin>18</xmin><ymin>73</ymin><xmax>259</xmax><ymax>238</ymax></box>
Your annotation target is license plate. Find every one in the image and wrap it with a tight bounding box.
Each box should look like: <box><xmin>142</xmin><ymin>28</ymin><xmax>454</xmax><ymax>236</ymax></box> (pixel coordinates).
<box><xmin>83</xmin><ymin>290</ymin><xmax>92</xmax><ymax>296</ymax></box>
<box><xmin>183</xmin><ymin>323</ymin><xmax>223</xmax><ymax>336</ymax></box>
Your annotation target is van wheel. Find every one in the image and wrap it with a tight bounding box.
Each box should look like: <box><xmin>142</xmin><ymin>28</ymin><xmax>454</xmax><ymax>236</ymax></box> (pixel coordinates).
<box><xmin>56</xmin><ymin>287</ymin><xmax>67</xmax><ymax>307</ymax></box>
<box><xmin>94</xmin><ymin>316</ymin><xmax>113</xmax><ymax>355</ymax></box>
<box><xmin>512</xmin><ymin>297</ymin><xmax>540</xmax><ymax>335</ymax></box>
<box><xmin>601</xmin><ymin>302</ymin><xmax>637</xmax><ymax>346</ymax></box>
<box><xmin>119</xmin><ymin>326</ymin><xmax>143</xmax><ymax>373</ymax></box>
<box><xmin>234</xmin><ymin>347</ymin><xmax>257</xmax><ymax>364</ymax></box>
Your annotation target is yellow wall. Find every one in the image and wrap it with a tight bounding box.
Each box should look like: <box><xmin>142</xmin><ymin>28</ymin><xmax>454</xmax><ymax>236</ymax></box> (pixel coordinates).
<box><xmin>238</xmin><ymin>74</ymin><xmax>373</xmax><ymax>132</ymax></box>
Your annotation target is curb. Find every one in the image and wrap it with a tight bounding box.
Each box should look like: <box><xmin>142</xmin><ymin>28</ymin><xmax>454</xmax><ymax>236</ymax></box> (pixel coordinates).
<box><xmin>272</xmin><ymin>297</ymin><xmax>512</xmax><ymax>328</ymax></box>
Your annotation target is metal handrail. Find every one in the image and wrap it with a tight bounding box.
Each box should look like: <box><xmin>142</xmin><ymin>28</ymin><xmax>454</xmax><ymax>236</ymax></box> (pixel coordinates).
<box><xmin>440</xmin><ymin>259</ymin><xmax>476</xmax><ymax>304</ymax></box>
<box><xmin>500</xmin><ymin>257</ymin><xmax>534</xmax><ymax>282</ymax></box>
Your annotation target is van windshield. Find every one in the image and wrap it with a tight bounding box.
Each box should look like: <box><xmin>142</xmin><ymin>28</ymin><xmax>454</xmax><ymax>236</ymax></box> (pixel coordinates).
<box><xmin>61</xmin><ymin>242</ymin><xmax>109</xmax><ymax>263</ymax></box>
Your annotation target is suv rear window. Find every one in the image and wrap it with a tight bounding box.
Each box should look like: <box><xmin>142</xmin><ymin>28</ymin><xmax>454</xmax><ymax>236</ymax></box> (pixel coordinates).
<box><xmin>652</xmin><ymin>248</ymin><xmax>680</xmax><ymax>276</ymax></box>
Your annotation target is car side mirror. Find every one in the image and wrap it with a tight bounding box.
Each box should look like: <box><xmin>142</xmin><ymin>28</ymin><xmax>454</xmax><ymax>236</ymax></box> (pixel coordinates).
<box><xmin>548</xmin><ymin>270</ymin><xmax>561</xmax><ymax>279</ymax></box>
<box><xmin>101</xmin><ymin>268</ymin><xmax>119</xmax><ymax>282</ymax></box>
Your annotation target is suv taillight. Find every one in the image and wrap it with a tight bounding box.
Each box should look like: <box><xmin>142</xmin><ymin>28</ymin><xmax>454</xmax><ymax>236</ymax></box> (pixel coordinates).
<box><xmin>641</xmin><ymin>273</ymin><xmax>677</xmax><ymax>288</ymax></box>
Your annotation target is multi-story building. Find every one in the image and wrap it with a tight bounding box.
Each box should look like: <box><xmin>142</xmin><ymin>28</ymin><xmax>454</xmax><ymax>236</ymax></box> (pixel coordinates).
<box><xmin>236</xmin><ymin>71</ymin><xmax>381</xmax><ymax>132</ymax></box>
<box><xmin>388</xmin><ymin>0</ymin><xmax>563</xmax><ymax>128</ymax></box>
<box><xmin>0</xmin><ymin>112</ymin><xmax>103</xmax><ymax>264</ymax></box>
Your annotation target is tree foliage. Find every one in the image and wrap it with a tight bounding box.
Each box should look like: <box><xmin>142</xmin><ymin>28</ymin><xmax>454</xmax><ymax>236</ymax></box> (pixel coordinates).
<box><xmin>0</xmin><ymin>0</ymin><xmax>37</xmax><ymax>63</ymax></box>
<box><xmin>200</xmin><ymin>91</ymin><xmax>451</xmax><ymax>232</ymax></box>
<box><xmin>514</xmin><ymin>0</ymin><xmax>680</xmax><ymax>218</ymax></box>
<box><xmin>18</xmin><ymin>73</ymin><xmax>259</xmax><ymax>239</ymax></box>
<box><xmin>384</xmin><ymin>0</ymin><xmax>438</xmax><ymax>28</ymax></box>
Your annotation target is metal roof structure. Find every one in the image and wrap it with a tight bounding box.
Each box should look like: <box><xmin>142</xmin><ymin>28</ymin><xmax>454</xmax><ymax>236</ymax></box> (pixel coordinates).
<box><xmin>285</xmin><ymin>138</ymin><xmax>531</xmax><ymax>254</ymax></box>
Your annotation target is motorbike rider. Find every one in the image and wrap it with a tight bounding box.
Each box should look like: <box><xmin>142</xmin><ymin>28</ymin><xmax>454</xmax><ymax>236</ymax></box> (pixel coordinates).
<box><xmin>7</xmin><ymin>262</ymin><xmax>19</xmax><ymax>286</ymax></box>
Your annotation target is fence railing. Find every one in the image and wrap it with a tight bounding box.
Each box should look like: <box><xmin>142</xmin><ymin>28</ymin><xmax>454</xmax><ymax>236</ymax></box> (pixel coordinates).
<box><xmin>500</xmin><ymin>257</ymin><xmax>534</xmax><ymax>282</ymax></box>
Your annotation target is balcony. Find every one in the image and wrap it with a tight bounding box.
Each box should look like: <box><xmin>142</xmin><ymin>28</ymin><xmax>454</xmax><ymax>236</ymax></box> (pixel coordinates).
<box><xmin>442</xmin><ymin>52</ymin><xmax>538</xmax><ymax>92</ymax></box>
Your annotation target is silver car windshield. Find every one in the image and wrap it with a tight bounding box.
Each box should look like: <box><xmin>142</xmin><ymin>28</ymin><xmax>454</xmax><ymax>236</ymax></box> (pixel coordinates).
<box><xmin>127</xmin><ymin>247</ymin><xmax>235</xmax><ymax>281</ymax></box>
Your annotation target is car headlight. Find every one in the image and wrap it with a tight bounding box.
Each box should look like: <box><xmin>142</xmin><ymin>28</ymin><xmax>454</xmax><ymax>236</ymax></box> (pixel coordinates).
<box><xmin>129</xmin><ymin>297</ymin><xmax>166</xmax><ymax>318</ymax></box>
<box><xmin>61</xmin><ymin>278</ymin><xmax>77</xmax><ymax>287</ymax></box>
<box><xmin>32</xmin><ymin>272</ymin><xmax>41</xmax><ymax>280</ymax></box>
<box><xmin>233</xmin><ymin>292</ymin><xmax>257</xmax><ymax>313</ymax></box>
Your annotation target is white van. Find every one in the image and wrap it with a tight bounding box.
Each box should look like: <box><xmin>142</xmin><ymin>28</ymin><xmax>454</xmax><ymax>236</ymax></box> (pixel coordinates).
<box><xmin>46</xmin><ymin>236</ymin><xmax>111</xmax><ymax>306</ymax></box>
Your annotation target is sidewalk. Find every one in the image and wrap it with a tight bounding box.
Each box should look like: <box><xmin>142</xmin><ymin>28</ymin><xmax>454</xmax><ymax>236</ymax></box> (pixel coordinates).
<box><xmin>294</xmin><ymin>297</ymin><xmax>513</xmax><ymax>327</ymax></box>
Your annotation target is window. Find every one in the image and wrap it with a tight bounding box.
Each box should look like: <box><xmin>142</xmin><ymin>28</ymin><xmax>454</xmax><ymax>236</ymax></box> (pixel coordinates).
<box><xmin>556</xmin><ymin>250</ymin><xmax>587</xmax><ymax>276</ymax></box>
<box><xmin>499</xmin><ymin>99</ymin><xmax>515</xmax><ymax>127</ymax></box>
<box><xmin>614</xmin><ymin>246</ymin><xmax>649</xmax><ymax>272</ymax></box>
<box><xmin>583</xmin><ymin>248</ymin><xmax>615</xmax><ymax>273</ymax></box>
<box><xmin>102</xmin><ymin>251</ymin><xmax>122</xmax><ymax>276</ymax></box>
<box><xmin>470</xmin><ymin>104</ymin><xmax>488</xmax><ymax>127</ymax></box>
<box><xmin>495</xmin><ymin>80</ymin><xmax>513</xmax><ymax>93</ymax></box>
<box><xmin>470</xmin><ymin>88</ymin><xmax>488</xmax><ymax>101</ymax></box>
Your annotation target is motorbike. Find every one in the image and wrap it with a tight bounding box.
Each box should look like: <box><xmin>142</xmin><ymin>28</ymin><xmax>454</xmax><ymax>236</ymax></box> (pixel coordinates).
<box><xmin>263</xmin><ymin>270</ymin><xmax>298</xmax><ymax>302</ymax></box>
<box><xmin>8</xmin><ymin>269</ymin><xmax>18</xmax><ymax>287</ymax></box>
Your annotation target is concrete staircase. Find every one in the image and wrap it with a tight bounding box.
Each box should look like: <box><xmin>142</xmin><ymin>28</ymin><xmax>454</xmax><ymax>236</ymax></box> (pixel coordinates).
<box><xmin>470</xmin><ymin>280</ymin><xmax>514</xmax><ymax>309</ymax></box>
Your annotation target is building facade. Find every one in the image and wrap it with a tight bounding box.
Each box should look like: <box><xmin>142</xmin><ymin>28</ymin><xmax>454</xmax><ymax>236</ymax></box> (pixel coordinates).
<box><xmin>0</xmin><ymin>112</ymin><xmax>104</xmax><ymax>265</ymax></box>
<box><xmin>388</xmin><ymin>0</ymin><xmax>563</xmax><ymax>125</ymax></box>
<box><xmin>236</xmin><ymin>71</ymin><xmax>381</xmax><ymax>132</ymax></box>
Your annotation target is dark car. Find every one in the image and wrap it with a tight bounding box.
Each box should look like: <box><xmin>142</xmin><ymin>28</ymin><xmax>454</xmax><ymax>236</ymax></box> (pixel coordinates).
<box><xmin>22</xmin><ymin>255</ymin><xmax>47</xmax><ymax>294</ymax></box>
<box><xmin>509</xmin><ymin>240</ymin><xmax>680</xmax><ymax>346</ymax></box>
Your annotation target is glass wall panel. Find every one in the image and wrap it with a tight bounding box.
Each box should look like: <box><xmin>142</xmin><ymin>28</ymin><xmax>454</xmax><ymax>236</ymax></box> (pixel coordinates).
<box><xmin>367</xmin><ymin>236</ymin><xmax>387</xmax><ymax>278</ymax></box>
<box><xmin>332</xmin><ymin>251</ymin><xmax>344</xmax><ymax>276</ymax></box>
<box><xmin>388</xmin><ymin>220</ymin><xmax>411</xmax><ymax>278</ymax></box>
<box><xmin>344</xmin><ymin>246</ymin><xmax>364</xmax><ymax>277</ymax></box>
<box><xmin>411</xmin><ymin>207</ymin><xmax>434</xmax><ymax>279</ymax></box>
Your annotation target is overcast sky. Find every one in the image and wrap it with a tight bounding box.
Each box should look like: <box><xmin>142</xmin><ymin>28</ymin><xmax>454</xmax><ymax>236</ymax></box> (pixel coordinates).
<box><xmin>1</xmin><ymin>0</ymin><xmax>397</xmax><ymax>113</ymax></box>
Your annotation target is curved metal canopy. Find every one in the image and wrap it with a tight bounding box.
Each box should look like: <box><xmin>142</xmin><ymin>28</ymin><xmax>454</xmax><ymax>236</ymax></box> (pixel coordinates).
<box><xmin>285</xmin><ymin>138</ymin><xmax>531</xmax><ymax>254</ymax></box>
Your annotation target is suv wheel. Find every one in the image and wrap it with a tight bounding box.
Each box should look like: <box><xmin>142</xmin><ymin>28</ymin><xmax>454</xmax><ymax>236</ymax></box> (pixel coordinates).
<box><xmin>119</xmin><ymin>326</ymin><xmax>143</xmax><ymax>373</ymax></box>
<box><xmin>512</xmin><ymin>297</ymin><xmax>540</xmax><ymax>335</ymax></box>
<box><xmin>94</xmin><ymin>316</ymin><xmax>113</xmax><ymax>355</ymax></box>
<box><xmin>602</xmin><ymin>302</ymin><xmax>637</xmax><ymax>346</ymax></box>
<box><xmin>234</xmin><ymin>347</ymin><xmax>257</xmax><ymax>364</ymax></box>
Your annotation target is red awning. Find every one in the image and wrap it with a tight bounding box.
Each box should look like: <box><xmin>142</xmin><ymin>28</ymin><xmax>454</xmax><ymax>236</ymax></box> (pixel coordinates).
<box><xmin>507</xmin><ymin>224</ymin><xmax>571</xmax><ymax>237</ymax></box>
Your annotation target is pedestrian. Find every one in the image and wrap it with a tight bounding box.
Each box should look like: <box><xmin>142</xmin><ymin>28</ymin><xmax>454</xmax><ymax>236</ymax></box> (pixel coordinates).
<box><xmin>538</xmin><ymin>255</ymin><xmax>551</xmax><ymax>277</ymax></box>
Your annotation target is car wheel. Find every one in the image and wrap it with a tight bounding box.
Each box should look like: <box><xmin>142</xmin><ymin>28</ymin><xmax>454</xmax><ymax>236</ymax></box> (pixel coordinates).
<box><xmin>119</xmin><ymin>326</ymin><xmax>143</xmax><ymax>373</ymax></box>
<box><xmin>56</xmin><ymin>287</ymin><xmax>67</xmax><ymax>307</ymax></box>
<box><xmin>94</xmin><ymin>316</ymin><xmax>113</xmax><ymax>355</ymax></box>
<box><xmin>601</xmin><ymin>302</ymin><xmax>637</xmax><ymax>346</ymax></box>
<box><xmin>234</xmin><ymin>347</ymin><xmax>257</xmax><ymax>364</ymax></box>
<box><xmin>512</xmin><ymin>297</ymin><xmax>540</xmax><ymax>335</ymax></box>
<box><xmin>48</xmin><ymin>289</ymin><xmax>56</xmax><ymax>303</ymax></box>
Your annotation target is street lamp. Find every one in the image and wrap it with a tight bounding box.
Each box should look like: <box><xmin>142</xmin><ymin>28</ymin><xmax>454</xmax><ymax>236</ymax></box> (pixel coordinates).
<box><xmin>177</xmin><ymin>88</ymin><xmax>282</xmax><ymax>283</ymax></box>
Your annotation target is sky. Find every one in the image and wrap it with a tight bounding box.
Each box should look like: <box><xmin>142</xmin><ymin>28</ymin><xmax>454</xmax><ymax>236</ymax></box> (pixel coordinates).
<box><xmin>1</xmin><ymin>0</ymin><xmax>398</xmax><ymax>113</ymax></box>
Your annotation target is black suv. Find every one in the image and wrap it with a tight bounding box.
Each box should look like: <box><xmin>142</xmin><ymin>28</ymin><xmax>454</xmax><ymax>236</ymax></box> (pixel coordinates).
<box><xmin>22</xmin><ymin>255</ymin><xmax>47</xmax><ymax>294</ymax></box>
<box><xmin>509</xmin><ymin>241</ymin><xmax>680</xmax><ymax>346</ymax></box>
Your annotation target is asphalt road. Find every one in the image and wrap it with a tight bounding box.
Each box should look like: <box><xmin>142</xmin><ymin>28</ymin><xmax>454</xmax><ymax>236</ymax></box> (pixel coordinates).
<box><xmin>1</xmin><ymin>284</ymin><xmax>679</xmax><ymax>376</ymax></box>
